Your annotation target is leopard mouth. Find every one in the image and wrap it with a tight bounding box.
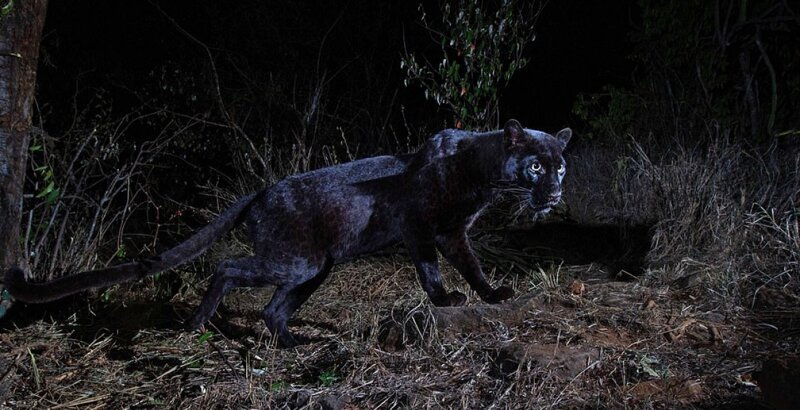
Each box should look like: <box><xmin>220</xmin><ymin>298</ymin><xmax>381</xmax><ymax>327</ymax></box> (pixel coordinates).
<box><xmin>530</xmin><ymin>199</ymin><xmax>560</xmax><ymax>212</ymax></box>
<box><xmin>530</xmin><ymin>204</ymin><xmax>551</xmax><ymax>212</ymax></box>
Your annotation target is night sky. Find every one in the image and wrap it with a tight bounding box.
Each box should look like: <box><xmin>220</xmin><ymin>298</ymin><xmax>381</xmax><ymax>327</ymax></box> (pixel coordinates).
<box><xmin>37</xmin><ymin>0</ymin><xmax>636</xmax><ymax>138</ymax></box>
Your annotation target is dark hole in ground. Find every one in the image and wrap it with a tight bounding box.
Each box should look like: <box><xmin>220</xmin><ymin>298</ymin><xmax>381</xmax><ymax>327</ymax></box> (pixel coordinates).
<box><xmin>499</xmin><ymin>222</ymin><xmax>653</xmax><ymax>277</ymax></box>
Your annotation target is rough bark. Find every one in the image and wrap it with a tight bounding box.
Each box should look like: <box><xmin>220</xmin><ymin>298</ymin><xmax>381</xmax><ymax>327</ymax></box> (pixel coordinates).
<box><xmin>0</xmin><ymin>0</ymin><xmax>48</xmax><ymax>273</ymax></box>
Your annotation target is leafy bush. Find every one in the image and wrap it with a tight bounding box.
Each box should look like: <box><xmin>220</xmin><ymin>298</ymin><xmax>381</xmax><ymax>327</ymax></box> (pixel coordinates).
<box><xmin>401</xmin><ymin>0</ymin><xmax>541</xmax><ymax>130</ymax></box>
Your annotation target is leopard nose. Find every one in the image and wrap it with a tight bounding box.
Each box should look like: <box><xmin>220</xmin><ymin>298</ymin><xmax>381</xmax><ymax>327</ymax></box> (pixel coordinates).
<box><xmin>548</xmin><ymin>192</ymin><xmax>561</xmax><ymax>202</ymax></box>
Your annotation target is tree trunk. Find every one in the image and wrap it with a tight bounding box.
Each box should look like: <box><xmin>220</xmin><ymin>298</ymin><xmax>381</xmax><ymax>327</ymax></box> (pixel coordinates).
<box><xmin>0</xmin><ymin>0</ymin><xmax>48</xmax><ymax>274</ymax></box>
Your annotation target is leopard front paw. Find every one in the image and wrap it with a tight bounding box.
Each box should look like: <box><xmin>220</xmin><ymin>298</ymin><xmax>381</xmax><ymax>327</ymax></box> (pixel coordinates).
<box><xmin>431</xmin><ymin>290</ymin><xmax>467</xmax><ymax>307</ymax></box>
<box><xmin>484</xmin><ymin>285</ymin><xmax>514</xmax><ymax>304</ymax></box>
<box><xmin>446</xmin><ymin>290</ymin><xmax>468</xmax><ymax>307</ymax></box>
<box><xmin>188</xmin><ymin>315</ymin><xmax>206</xmax><ymax>331</ymax></box>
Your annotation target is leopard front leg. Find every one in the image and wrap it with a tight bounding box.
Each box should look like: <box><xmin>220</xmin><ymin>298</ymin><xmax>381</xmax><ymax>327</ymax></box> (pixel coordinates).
<box><xmin>435</xmin><ymin>229</ymin><xmax>514</xmax><ymax>304</ymax></box>
<box><xmin>401</xmin><ymin>221</ymin><xmax>467</xmax><ymax>307</ymax></box>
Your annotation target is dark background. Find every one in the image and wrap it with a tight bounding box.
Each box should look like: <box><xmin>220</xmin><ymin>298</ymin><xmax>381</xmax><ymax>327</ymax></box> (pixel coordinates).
<box><xmin>37</xmin><ymin>0</ymin><xmax>635</xmax><ymax>141</ymax></box>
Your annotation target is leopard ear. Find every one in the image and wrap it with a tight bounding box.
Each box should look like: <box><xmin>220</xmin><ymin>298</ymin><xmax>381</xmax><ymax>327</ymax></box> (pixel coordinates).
<box><xmin>503</xmin><ymin>119</ymin><xmax>526</xmax><ymax>147</ymax></box>
<box><xmin>555</xmin><ymin>127</ymin><xmax>572</xmax><ymax>149</ymax></box>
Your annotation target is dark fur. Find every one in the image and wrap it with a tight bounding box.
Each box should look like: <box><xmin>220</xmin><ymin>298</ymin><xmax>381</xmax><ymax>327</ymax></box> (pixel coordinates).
<box><xmin>4</xmin><ymin>119</ymin><xmax>571</xmax><ymax>347</ymax></box>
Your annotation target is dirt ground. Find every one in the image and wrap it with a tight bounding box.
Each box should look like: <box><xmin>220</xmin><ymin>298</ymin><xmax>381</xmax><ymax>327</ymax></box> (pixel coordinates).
<box><xmin>1</xmin><ymin>253</ymin><xmax>798</xmax><ymax>409</ymax></box>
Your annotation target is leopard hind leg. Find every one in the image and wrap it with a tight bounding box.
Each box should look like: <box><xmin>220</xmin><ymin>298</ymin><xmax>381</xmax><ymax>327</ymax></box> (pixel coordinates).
<box><xmin>188</xmin><ymin>256</ymin><xmax>297</xmax><ymax>329</ymax></box>
<box><xmin>262</xmin><ymin>255</ymin><xmax>334</xmax><ymax>347</ymax></box>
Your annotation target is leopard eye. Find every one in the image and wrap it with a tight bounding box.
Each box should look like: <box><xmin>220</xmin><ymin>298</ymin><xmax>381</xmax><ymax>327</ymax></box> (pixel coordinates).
<box><xmin>530</xmin><ymin>162</ymin><xmax>542</xmax><ymax>172</ymax></box>
<box><xmin>558</xmin><ymin>164</ymin><xmax>565</xmax><ymax>174</ymax></box>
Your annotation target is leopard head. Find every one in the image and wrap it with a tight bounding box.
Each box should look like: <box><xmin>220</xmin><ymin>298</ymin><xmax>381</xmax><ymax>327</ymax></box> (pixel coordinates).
<box><xmin>500</xmin><ymin>119</ymin><xmax>572</xmax><ymax>213</ymax></box>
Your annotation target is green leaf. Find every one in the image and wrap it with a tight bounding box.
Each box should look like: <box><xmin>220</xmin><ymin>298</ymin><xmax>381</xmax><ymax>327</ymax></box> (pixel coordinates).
<box><xmin>36</xmin><ymin>181</ymin><xmax>55</xmax><ymax>198</ymax></box>
<box><xmin>270</xmin><ymin>381</ymin><xmax>287</xmax><ymax>392</ymax></box>
<box><xmin>114</xmin><ymin>245</ymin><xmax>127</xmax><ymax>259</ymax></box>
<box><xmin>46</xmin><ymin>188</ymin><xmax>60</xmax><ymax>205</ymax></box>
<box><xmin>198</xmin><ymin>330</ymin><xmax>214</xmax><ymax>344</ymax></box>
<box><xmin>1</xmin><ymin>0</ymin><xmax>13</xmax><ymax>19</ymax></box>
<box><xmin>319</xmin><ymin>369</ymin><xmax>337</xmax><ymax>387</ymax></box>
<box><xmin>29</xmin><ymin>144</ymin><xmax>43</xmax><ymax>152</ymax></box>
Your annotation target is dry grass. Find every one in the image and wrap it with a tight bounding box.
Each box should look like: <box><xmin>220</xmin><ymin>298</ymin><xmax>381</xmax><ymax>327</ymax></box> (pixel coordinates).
<box><xmin>0</xmin><ymin>251</ymin><xmax>788</xmax><ymax>408</ymax></box>
<box><xmin>566</xmin><ymin>130</ymin><xmax>799</xmax><ymax>310</ymax></box>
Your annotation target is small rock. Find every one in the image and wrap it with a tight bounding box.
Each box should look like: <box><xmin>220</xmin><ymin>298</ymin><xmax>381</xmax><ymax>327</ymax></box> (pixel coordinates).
<box><xmin>291</xmin><ymin>390</ymin><xmax>311</xmax><ymax>407</ymax></box>
<box><xmin>320</xmin><ymin>393</ymin><xmax>348</xmax><ymax>410</ymax></box>
<box><xmin>672</xmin><ymin>273</ymin><xmax>702</xmax><ymax>289</ymax></box>
<box><xmin>567</xmin><ymin>280</ymin><xmax>586</xmax><ymax>297</ymax></box>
